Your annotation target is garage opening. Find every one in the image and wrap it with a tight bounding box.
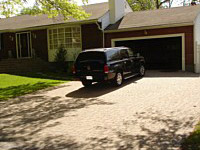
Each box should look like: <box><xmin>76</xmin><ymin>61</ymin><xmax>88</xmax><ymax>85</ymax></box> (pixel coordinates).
<box><xmin>115</xmin><ymin>37</ymin><xmax>182</xmax><ymax>70</ymax></box>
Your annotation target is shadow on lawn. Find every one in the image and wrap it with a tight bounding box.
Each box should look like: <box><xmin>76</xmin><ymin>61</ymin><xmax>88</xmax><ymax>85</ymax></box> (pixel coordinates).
<box><xmin>0</xmin><ymin>82</ymin><xmax>61</xmax><ymax>101</ymax></box>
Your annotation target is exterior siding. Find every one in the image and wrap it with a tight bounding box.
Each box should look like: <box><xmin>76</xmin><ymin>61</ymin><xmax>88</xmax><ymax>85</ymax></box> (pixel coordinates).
<box><xmin>81</xmin><ymin>23</ymin><xmax>103</xmax><ymax>50</ymax></box>
<box><xmin>1</xmin><ymin>33</ymin><xmax>16</xmax><ymax>59</ymax></box>
<box><xmin>105</xmin><ymin>26</ymin><xmax>194</xmax><ymax>71</ymax></box>
<box><xmin>0</xmin><ymin>30</ymin><xmax>48</xmax><ymax>61</ymax></box>
<box><xmin>32</xmin><ymin>29</ymin><xmax>48</xmax><ymax>61</ymax></box>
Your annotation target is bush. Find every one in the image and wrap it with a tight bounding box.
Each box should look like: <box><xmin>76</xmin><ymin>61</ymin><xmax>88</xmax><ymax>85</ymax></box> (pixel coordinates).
<box><xmin>54</xmin><ymin>45</ymin><xmax>68</xmax><ymax>72</ymax></box>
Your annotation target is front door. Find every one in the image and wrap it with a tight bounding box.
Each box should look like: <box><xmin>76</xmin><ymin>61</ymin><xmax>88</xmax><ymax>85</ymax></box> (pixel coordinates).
<box><xmin>16</xmin><ymin>32</ymin><xmax>32</xmax><ymax>58</ymax></box>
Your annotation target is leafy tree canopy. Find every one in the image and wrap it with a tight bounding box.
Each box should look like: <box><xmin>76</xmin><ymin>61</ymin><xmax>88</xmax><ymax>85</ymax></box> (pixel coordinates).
<box><xmin>127</xmin><ymin>0</ymin><xmax>156</xmax><ymax>11</ymax></box>
<box><xmin>127</xmin><ymin>0</ymin><xmax>173</xmax><ymax>11</ymax></box>
<box><xmin>127</xmin><ymin>0</ymin><xmax>200</xmax><ymax>11</ymax></box>
<box><xmin>0</xmin><ymin>0</ymin><xmax>90</xmax><ymax>20</ymax></box>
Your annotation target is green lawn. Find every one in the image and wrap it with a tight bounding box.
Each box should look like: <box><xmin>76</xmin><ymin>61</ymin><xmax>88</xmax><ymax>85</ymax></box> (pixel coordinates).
<box><xmin>0</xmin><ymin>74</ymin><xmax>68</xmax><ymax>100</ymax></box>
<box><xmin>182</xmin><ymin>122</ymin><xmax>200</xmax><ymax>150</ymax></box>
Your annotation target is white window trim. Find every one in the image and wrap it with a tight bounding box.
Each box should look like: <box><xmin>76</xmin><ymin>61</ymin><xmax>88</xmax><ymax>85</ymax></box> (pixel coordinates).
<box><xmin>111</xmin><ymin>33</ymin><xmax>185</xmax><ymax>71</ymax></box>
<box><xmin>47</xmin><ymin>25</ymin><xmax>82</xmax><ymax>62</ymax></box>
<box><xmin>16</xmin><ymin>32</ymin><xmax>32</xmax><ymax>59</ymax></box>
<box><xmin>47</xmin><ymin>25</ymin><xmax>82</xmax><ymax>51</ymax></box>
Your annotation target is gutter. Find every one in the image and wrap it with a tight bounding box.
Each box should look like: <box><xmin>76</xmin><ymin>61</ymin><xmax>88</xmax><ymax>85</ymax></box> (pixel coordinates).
<box><xmin>96</xmin><ymin>21</ymin><xmax>105</xmax><ymax>48</ymax></box>
<box><xmin>0</xmin><ymin>19</ymin><xmax>98</xmax><ymax>33</ymax></box>
<box><xmin>104</xmin><ymin>22</ymin><xmax>194</xmax><ymax>33</ymax></box>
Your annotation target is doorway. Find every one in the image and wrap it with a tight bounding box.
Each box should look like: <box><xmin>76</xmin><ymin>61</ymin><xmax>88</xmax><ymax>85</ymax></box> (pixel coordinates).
<box><xmin>16</xmin><ymin>32</ymin><xmax>32</xmax><ymax>58</ymax></box>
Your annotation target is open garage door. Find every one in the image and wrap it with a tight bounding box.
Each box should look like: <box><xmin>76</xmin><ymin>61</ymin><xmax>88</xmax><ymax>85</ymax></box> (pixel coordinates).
<box><xmin>115</xmin><ymin>37</ymin><xmax>182</xmax><ymax>70</ymax></box>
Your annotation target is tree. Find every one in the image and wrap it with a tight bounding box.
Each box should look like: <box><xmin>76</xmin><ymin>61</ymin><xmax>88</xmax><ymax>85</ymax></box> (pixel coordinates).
<box><xmin>0</xmin><ymin>0</ymin><xmax>90</xmax><ymax>20</ymax></box>
<box><xmin>127</xmin><ymin>0</ymin><xmax>174</xmax><ymax>11</ymax></box>
<box><xmin>155</xmin><ymin>0</ymin><xmax>172</xmax><ymax>8</ymax></box>
<box><xmin>183</xmin><ymin>0</ymin><xmax>200</xmax><ymax>6</ymax></box>
<box><xmin>172</xmin><ymin>0</ymin><xmax>200</xmax><ymax>6</ymax></box>
<box><xmin>127</xmin><ymin>0</ymin><xmax>156</xmax><ymax>11</ymax></box>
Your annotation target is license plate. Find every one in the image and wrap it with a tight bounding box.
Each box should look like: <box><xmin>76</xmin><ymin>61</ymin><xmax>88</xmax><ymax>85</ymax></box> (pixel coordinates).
<box><xmin>86</xmin><ymin>76</ymin><xmax>93</xmax><ymax>80</ymax></box>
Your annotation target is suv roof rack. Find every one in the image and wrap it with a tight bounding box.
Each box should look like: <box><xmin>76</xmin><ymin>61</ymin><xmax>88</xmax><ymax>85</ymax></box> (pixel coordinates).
<box><xmin>84</xmin><ymin>47</ymin><xmax>129</xmax><ymax>52</ymax></box>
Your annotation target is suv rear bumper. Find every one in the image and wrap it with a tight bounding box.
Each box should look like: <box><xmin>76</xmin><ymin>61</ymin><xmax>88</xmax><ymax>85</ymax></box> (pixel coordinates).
<box><xmin>75</xmin><ymin>72</ymin><xmax>115</xmax><ymax>82</ymax></box>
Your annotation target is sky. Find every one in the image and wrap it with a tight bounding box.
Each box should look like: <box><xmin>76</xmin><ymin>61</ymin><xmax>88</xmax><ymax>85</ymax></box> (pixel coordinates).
<box><xmin>76</xmin><ymin>0</ymin><xmax>107</xmax><ymax>5</ymax></box>
<box><xmin>25</xmin><ymin>0</ymin><xmax>192</xmax><ymax>8</ymax></box>
<box><xmin>76</xmin><ymin>0</ymin><xmax>183</xmax><ymax>7</ymax></box>
<box><xmin>26</xmin><ymin>0</ymin><xmax>184</xmax><ymax>7</ymax></box>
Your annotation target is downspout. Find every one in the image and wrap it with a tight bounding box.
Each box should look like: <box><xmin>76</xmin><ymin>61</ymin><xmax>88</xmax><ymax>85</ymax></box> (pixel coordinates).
<box><xmin>194</xmin><ymin>12</ymin><xmax>200</xmax><ymax>73</ymax></box>
<box><xmin>96</xmin><ymin>21</ymin><xmax>105</xmax><ymax>48</ymax></box>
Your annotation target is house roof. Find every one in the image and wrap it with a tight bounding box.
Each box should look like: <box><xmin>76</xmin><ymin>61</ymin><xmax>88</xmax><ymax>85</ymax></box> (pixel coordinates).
<box><xmin>106</xmin><ymin>5</ymin><xmax>200</xmax><ymax>31</ymax></box>
<box><xmin>0</xmin><ymin>2</ymin><xmax>109</xmax><ymax>31</ymax></box>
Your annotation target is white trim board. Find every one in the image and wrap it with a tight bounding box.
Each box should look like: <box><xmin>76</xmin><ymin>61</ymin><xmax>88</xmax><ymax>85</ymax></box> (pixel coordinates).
<box><xmin>15</xmin><ymin>32</ymin><xmax>32</xmax><ymax>59</ymax></box>
<box><xmin>194</xmin><ymin>12</ymin><xmax>200</xmax><ymax>73</ymax></box>
<box><xmin>47</xmin><ymin>25</ymin><xmax>82</xmax><ymax>62</ymax></box>
<box><xmin>105</xmin><ymin>23</ymin><xmax>193</xmax><ymax>33</ymax></box>
<box><xmin>111</xmin><ymin>33</ymin><xmax>185</xmax><ymax>71</ymax></box>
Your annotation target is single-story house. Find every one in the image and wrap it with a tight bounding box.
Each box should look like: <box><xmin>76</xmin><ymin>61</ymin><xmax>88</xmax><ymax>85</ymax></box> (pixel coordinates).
<box><xmin>0</xmin><ymin>0</ymin><xmax>200</xmax><ymax>73</ymax></box>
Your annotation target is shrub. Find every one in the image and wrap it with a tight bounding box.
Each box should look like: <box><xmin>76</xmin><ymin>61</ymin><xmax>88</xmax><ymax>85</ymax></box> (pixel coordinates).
<box><xmin>54</xmin><ymin>45</ymin><xmax>68</xmax><ymax>72</ymax></box>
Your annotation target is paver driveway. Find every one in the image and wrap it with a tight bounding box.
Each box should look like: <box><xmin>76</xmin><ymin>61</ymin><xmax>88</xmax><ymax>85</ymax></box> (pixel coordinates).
<box><xmin>0</xmin><ymin>71</ymin><xmax>200</xmax><ymax>150</ymax></box>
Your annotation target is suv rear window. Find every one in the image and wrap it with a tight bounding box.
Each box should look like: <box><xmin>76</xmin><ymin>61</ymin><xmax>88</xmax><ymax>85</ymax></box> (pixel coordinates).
<box><xmin>106</xmin><ymin>50</ymin><xmax>120</xmax><ymax>62</ymax></box>
<box><xmin>76</xmin><ymin>51</ymin><xmax>106</xmax><ymax>62</ymax></box>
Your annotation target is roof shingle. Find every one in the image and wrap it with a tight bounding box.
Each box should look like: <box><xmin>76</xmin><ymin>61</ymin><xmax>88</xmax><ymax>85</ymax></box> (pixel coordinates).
<box><xmin>0</xmin><ymin>2</ymin><xmax>109</xmax><ymax>31</ymax></box>
<box><xmin>106</xmin><ymin>5</ymin><xmax>200</xmax><ymax>31</ymax></box>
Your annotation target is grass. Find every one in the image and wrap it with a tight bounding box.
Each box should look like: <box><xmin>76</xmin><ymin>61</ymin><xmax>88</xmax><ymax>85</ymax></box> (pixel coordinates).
<box><xmin>181</xmin><ymin>122</ymin><xmax>200</xmax><ymax>150</ymax></box>
<box><xmin>13</xmin><ymin>72</ymin><xmax>73</xmax><ymax>81</ymax></box>
<box><xmin>0</xmin><ymin>73</ymin><xmax>68</xmax><ymax>101</ymax></box>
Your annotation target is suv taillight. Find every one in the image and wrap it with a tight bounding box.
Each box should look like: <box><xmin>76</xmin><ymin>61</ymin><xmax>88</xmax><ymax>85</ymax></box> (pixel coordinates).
<box><xmin>72</xmin><ymin>65</ymin><xmax>77</xmax><ymax>74</ymax></box>
<box><xmin>104</xmin><ymin>65</ymin><xmax>109</xmax><ymax>74</ymax></box>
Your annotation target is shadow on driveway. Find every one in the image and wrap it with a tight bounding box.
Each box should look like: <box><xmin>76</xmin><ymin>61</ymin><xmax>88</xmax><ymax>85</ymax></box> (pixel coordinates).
<box><xmin>0</xmin><ymin>70</ymin><xmax>199</xmax><ymax>150</ymax></box>
<box><xmin>145</xmin><ymin>70</ymin><xmax>200</xmax><ymax>78</ymax></box>
<box><xmin>66</xmin><ymin>77</ymin><xmax>142</xmax><ymax>98</ymax></box>
<box><xmin>81</xmin><ymin>111</ymin><xmax>192</xmax><ymax>150</ymax></box>
<box><xmin>66</xmin><ymin>70</ymin><xmax>199</xmax><ymax>99</ymax></box>
<box><xmin>1</xmin><ymin>110</ymin><xmax>193</xmax><ymax>150</ymax></box>
<box><xmin>0</xmin><ymin>93</ymin><xmax>114</xmax><ymax>150</ymax></box>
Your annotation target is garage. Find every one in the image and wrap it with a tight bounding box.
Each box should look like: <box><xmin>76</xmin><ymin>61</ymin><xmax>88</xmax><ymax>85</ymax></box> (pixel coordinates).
<box><xmin>104</xmin><ymin>6</ymin><xmax>199</xmax><ymax>72</ymax></box>
<box><xmin>114</xmin><ymin>37</ymin><xmax>182</xmax><ymax>70</ymax></box>
<box><xmin>113</xmin><ymin>36</ymin><xmax>183</xmax><ymax>70</ymax></box>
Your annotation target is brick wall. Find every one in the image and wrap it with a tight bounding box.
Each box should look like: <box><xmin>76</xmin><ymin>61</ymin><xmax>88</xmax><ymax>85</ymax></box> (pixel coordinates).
<box><xmin>81</xmin><ymin>23</ymin><xmax>103</xmax><ymax>50</ymax></box>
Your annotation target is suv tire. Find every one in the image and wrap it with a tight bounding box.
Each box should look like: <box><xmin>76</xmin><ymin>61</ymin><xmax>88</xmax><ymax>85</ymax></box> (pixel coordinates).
<box><xmin>114</xmin><ymin>72</ymin><xmax>123</xmax><ymax>86</ymax></box>
<box><xmin>139</xmin><ymin>65</ymin><xmax>145</xmax><ymax>77</ymax></box>
<box><xmin>81</xmin><ymin>80</ymin><xmax>92</xmax><ymax>87</ymax></box>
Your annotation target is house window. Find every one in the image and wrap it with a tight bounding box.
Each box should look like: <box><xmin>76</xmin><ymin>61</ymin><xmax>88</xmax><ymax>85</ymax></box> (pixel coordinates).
<box><xmin>48</xmin><ymin>26</ymin><xmax>81</xmax><ymax>50</ymax></box>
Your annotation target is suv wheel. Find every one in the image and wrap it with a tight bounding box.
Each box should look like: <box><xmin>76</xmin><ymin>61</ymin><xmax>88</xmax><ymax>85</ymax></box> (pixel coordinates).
<box><xmin>139</xmin><ymin>65</ymin><xmax>145</xmax><ymax>77</ymax></box>
<box><xmin>81</xmin><ymin>80</ymin><xmax>92</xmax><ymax>87</ymax></box>
<box><xmin>114</xmin><ymin>72</ymin><xmax>123</xmax><ymax>86</ymax></box>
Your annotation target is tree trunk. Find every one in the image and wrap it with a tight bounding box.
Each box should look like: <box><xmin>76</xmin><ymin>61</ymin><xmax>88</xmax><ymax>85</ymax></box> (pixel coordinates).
<box><xmin>156</xmin><ymin>0</ymin><xmax>159</xmax><ymax>8</ymax></box>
